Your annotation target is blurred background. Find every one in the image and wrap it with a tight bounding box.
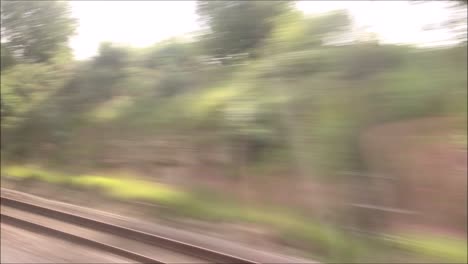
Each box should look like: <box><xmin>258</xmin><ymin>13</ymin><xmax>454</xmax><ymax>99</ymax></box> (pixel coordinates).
<box><xmin>1</xmin><ymin>1</ymin><xmax>467</xmax><ymax>263</ymax></box>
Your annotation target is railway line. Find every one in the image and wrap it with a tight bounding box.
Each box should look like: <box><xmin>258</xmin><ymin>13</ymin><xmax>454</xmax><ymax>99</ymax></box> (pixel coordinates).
<box><xmin>0</xmin><ymin>195</ymin><xmax>259</xmax><ymax>263</ymax></box>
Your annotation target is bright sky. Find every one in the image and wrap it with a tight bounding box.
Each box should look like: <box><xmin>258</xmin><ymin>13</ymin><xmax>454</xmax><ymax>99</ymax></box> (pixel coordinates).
<box><xmin>69</xmin><ymin>1</ymin><xmax>459</xmax><ymax>60</ymax></box>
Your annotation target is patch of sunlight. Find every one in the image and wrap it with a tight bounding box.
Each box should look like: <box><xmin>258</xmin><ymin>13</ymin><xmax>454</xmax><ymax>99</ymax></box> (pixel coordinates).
<box><xmin>89</xmin><ymin>96</ymin><xmax>133</xmax><ymax>122</ymax></box>
<box><xmin>4</xmin><ymin>165</ymin><xmax>33</xmax><ymax>178</ymax></box>
<box><xmin>4</xmin><ymin>165</ymin><xmax>186</xmax><ymax>204</ymax></box>
<box><xmin>70</xmin><ymin>175</ymin><xmax>187</xmax><ymax>204</ymax></box>
<box><xmin>191</xmin><ymin>85</ymin><xmax>241</xmax><ymax>117</ymax></box>
<box><xmin>4</xmin><ymin>165</ymin><xmax>66</xmax><ymax>183</ymax></box>
<box><xmin>392</xmin><ymin>233</ymin><xmax>468</xmax><ymax>263</ymax></box>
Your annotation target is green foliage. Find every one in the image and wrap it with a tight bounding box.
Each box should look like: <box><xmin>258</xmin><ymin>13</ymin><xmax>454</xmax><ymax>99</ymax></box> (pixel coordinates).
<box><xmin>142</xmin><ymin>40</ymin><xmax>198</xmax><ymax>70</ymax></box>
<box><xmin>1</xmin><ymin>0</ymin><xmax>76</xmax><ymax>63</ymax></box>
<box><xmin>265</xmin><ymin>10</ymin><xmax>352</xmax><ymax>54</ymax></box>
<box><xmin>2</xmin><ymin>0</ymin><xmax>465</xmax><ymax>175</ymax></box>
<box><xmin>94</xmin><ymin>43</ymin><xmax>131</xmax><ymax>69</ymax></box>
<box><xmin>0</xmin><ymin>63</ymin><xmax>69</xmax><ymax>127</ymax></box>
<box><xmin>338</xmin><ymin>44</ymin><xmax>407</xmax><ymax>79</ymax></box>
<box><xmin>267</xmin><ymin>50</ymin><xmax>332</xmax><ymax>76</ymax></box>
<box><xmin>265</xmin><ymin>9</ymin><xmax>306</xmax><ymax>53</ymax></box>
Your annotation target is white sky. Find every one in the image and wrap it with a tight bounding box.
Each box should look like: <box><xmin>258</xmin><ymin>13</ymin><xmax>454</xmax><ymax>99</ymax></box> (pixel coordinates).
<box><xmin>69</xmin><ymin>1</ymin><xmax>459</xmax><ymax>60</ymax></box>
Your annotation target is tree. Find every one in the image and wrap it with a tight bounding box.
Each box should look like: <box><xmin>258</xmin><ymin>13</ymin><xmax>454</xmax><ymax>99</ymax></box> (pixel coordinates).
<box><xmin>196</xmin><ymin>0</ymin><xmax>291</xmax><ymax>60</ymax></box>
<box><xmin>0</xmin><ymin>63</ymin><xmax>61</xmax><ymax>127</ymax></box>
<box><xmin>1</xmin><ymin>0</ymin><xmax>76</xmax><ymax>63</ymax></box>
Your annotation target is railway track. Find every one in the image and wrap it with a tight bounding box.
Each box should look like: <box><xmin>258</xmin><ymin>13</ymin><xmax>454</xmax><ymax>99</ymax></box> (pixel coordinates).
<box><xmin>0</xmin><ymin>196</ymin><xmax>258</xmax><ymax>264</ymax></box>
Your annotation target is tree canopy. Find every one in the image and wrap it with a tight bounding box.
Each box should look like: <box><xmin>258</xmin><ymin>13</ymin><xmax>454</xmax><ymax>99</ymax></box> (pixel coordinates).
<box><xmin>1</xmin><ymin>0</ymin><xmax>76</xmax><ymax>63</ymax></box>
<box><xmin>196</xmin><ymin>0</ymin><xmax>291</xmax><ymax>60</ymax></box>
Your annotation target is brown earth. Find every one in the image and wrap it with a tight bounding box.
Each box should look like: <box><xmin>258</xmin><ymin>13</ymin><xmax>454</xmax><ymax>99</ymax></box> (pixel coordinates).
<box><xmin>360</xmin><ymin>116</ymin><xmax>467</xmax><ymax>236</ymax></box>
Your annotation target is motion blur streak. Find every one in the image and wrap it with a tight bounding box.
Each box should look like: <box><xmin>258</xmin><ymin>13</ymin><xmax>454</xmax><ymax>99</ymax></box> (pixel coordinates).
<box><xmin>1</xmin><ymin>1</ymin><xmax>467</xmax><ymax>263</ymax></box>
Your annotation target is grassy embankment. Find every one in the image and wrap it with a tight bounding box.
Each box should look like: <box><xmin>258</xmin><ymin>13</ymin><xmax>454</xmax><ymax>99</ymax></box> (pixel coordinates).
<box><xmin>2</xmin><ymin>165</ymin><xmax>466</xmax><ymax>263</ymax></box>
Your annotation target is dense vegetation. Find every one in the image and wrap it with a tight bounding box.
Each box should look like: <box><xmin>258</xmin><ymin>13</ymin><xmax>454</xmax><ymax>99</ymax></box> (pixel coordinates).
<box><xmin>1</xmin><ymin>1</ymin><xmax>467</xmax><ymax>262</ymax></box>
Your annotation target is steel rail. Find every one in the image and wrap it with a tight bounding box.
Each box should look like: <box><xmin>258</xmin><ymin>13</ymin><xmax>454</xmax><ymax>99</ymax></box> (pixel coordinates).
<box><xmin>0</xmin><ymin>213</ymin><xmax>163</xmax><ymax>263</ymax></box>
<box><xmin>0</xmin><ymin>196</ymin><xmax>258</xmax><ymax>264</ymax></box>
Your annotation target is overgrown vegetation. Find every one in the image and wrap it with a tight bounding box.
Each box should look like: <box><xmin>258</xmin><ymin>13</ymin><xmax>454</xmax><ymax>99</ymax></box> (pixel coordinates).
<box><xmin>1</xmin><ymin>1</ymin><xmax>467</xmax><ymax>262</ymax></box>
